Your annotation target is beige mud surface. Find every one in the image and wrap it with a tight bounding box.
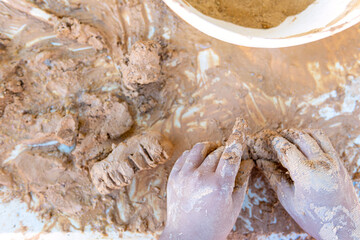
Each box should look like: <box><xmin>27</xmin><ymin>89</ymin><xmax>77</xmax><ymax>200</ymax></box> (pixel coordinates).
<box><xmin>186</xmin><ymin>0</ymin><xmax>314</xmax><ymax>29</ymax></box>
<box><xmin>1</xmin><ymin>0</ymin><xmax>360</xmax><ymax>239</ymax></box>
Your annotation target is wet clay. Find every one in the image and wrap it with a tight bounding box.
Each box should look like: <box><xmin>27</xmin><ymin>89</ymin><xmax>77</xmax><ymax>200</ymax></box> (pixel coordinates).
<box><xmin>121</xmin><ymin>40</ymin><xmax>167</xmax><ymax>114</ymax></box>
<box><xmin>0</xmin><ymin>0</ymin><xmax>175</xmax><ymax>233</ymax></box>
<box><xmin>186</xmin><ymin>0</ymin><xmax>315</xmax><ymax>29</ymax></box>
<box><xmin>122</xmin><ymin>41</ymin><xmax>162</xmax><ymax>89</ymax></box>
<box><xmin>1</xmin><ymin>0</ymin><xmax>360</xmax><ymax>239</ymax></box>
<box><xmin>72</xmin><ymin>93</ymin><xmax>134</xmax><ymax>167</ymax></box>
<box><xmin>90</xmin><ymin>131</ymin><xmax>173</xmax><ymax>194</ymax></box>
<box><xmin>0</xmin><ymin>32</ymin><xmax>10</xmax><ymax>53</ymax></box>
<box><xmin>55</xmin><ymin>17</ymin><xmax>106</xmax><ymax>50</ymax></box>
<box><xmin>246</xmin><ymin>129</ymin><xmax>280</xmax><ymax>162</ymax></box>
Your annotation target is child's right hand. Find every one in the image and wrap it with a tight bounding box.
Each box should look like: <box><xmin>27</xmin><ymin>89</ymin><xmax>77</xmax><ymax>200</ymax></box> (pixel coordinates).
<box><xmin>257</xmin><ymin>129</ymin><xmax>360</xmax><ymax>240</ymax></box>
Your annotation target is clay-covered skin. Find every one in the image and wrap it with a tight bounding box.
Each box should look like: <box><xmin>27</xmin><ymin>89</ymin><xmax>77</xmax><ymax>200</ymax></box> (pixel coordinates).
<box><xmin>161</xmin><ymin>119</ymin><xmax>254</xmax><ymax>240</ymax></box>
<box><xmin>246</xmin><ymin>129</ymin><xmax>279</xmax><ymax>162</ymax></box>
<box><xmin>257</xmin><ymin>129</ymin><xmax>360</xmax><ymax>239</ymax></box>
<box><xmin>90</xmin><ymin>131</ymin><xmax>173</xmax><ymax>194</ymax></box>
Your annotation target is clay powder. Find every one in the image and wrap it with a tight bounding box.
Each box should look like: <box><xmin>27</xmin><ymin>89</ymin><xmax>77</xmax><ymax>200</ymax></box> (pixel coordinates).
<box><xmin>186</xmin><ymin>0</ymin><xmax>315</xmax><ymax>29</ymax></box>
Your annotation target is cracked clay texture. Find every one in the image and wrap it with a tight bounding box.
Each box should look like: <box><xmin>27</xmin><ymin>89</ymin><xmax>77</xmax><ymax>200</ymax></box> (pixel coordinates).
<box><xmin>1</xmin><ymin>0</ymin><xmax>360</xmax><ymax>239</ymax></box>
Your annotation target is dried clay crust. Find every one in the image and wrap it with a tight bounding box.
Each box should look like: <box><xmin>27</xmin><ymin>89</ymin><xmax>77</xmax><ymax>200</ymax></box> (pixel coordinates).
<box><xmin>90</xmin><ymin>131</ymin><xmax>173</xmax><ymax>194</ymax></box>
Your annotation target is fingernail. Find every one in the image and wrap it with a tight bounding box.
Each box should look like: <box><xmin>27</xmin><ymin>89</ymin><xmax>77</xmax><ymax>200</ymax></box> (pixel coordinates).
<box><xmin>182</xmin><ymin>150</ymin><xmax>190</xmax><ymax>156</ymax></box>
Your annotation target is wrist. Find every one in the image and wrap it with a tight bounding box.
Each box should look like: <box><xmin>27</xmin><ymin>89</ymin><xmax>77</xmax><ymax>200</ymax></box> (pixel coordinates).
<box><xmin>160</xmin><ymin>225</ymin><xmax>191</xmax><ymax>240</ymax></box>
<box><xmin>314</xmin><ymin>205</ymin><xmax>360</xmax><ymax>240</ymax></box>
<box><xmin>160</xmin><ymin>226</ymin><xmax>183</xmax><ymax>240</ymax></box>
<box><xmin>160</xmin><ymin>225</ymin><xmax>206</xmax><ymax>240</ymax></box>
<box><xmin>335</xmin><ymin>204</ymin><xmax>360</xmax><ymax>240</ymax></box>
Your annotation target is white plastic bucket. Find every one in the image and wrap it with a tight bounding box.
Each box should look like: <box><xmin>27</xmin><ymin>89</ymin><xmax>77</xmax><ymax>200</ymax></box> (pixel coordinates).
<box><xmin>163</xmin><ymin>0</ymin><xmax>360</xmax><ymax>48</ymax></box>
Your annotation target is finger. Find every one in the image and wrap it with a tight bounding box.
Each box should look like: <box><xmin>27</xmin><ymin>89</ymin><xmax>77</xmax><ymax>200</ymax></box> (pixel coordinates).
<box><xmin>256</xmin><ymin>160</ymin><xmax>293</xmax><ymax>198</ymax></box>
<box><xmin>272</xmin><ymin>136</ymin><xmax>308</xmax><ymax>181</ymax></box>
<box><xmin>303</xmin><ymin>129</ymin><xmax>338</xmax><ymax>160</ymax></box>
<box><xmin>169</xmin><ymin>150</ymin><xmax>190</xmax><ymax>177</ymax></box>
<box><xmin>216</xmin><ymin>118</ymin><xmax>248</xmax><ymax>184</ymax></box>
<box><xmin>197</xmin><ymin>146</ymin><xmax>225</xmax><ymax>173</ymax></box>
<box><xmin>181</xmin><ymin>142</ymin><xmax>218</xmax><ymax>173</ymax></box>
<box><xmin>281</xmin><ymin>129</ymin><xmax>323</xmax><ymax>159</ymax></box>
<box><xmin>232</xmin><ymin>160</ymin><xmax>254</xmax><ymax>204</ymax></box>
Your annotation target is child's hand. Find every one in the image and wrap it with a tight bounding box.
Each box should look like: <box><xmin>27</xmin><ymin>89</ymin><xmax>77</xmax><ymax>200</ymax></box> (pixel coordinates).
<box><xmin>258</xmin><ymin>129</ymin><xmax>360</xmax><ymax>240</ymax></box>
<box><xmin>161</xmin><ymin>119</ymin><xmax>254</xmax><ymax>240</ymax></box>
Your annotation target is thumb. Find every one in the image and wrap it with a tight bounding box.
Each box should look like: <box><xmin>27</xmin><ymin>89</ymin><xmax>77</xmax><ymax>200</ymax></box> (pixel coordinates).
<box><xmin>232</xmin><ymin>159</ymin><xmax>254</xmax><ymax>204</ymax></box>
<box><xmin>216</xmin><ymin>118</ymin><xmax>248</xmax><ymax>185</ymax></box>
<box><xmin>256</xmin><ymin>160</ymin><xmax>294</xmax><ymax>199</ymax></box>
